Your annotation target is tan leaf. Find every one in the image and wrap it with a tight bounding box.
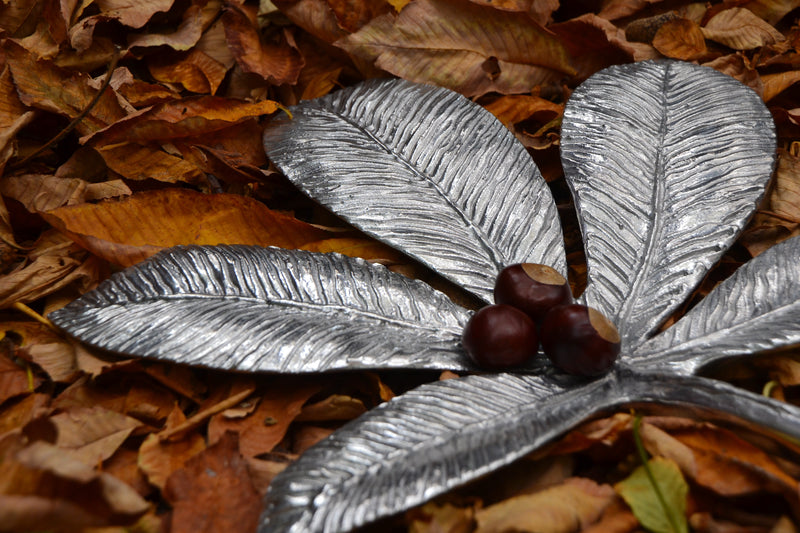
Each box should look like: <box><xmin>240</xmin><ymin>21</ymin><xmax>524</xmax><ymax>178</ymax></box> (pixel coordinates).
<box><xmin>128</xmin><ymin>3</ymin><xmax>217</xmax><ymax>50</ymax></box>
<box><xmin>274</xmin><ymin>0</ymin><xmax>349</xmax><ymax>43</ymax></box>
<box><xmin>207</xmin><ymin>382</ymin><xmax>321</xmax><ymax>458</ymax></box>
<box><xmin>51</xmin><ymin>406</ymin><xmax>141</xmax><ymax>466</ymax></box>
<box><xmin>653</xmin><ymin>18</ymin><xmax>708</xmax><ymax>60</ymax></box>
<box><xmin>147</xmin><ymin>48</ymin><xmax>229</xmax><ymax>94</ymax></box>
<box><xmin>475</xmin><ymin>477</ymin><xmax>615</xmax><ymax>533</ymax></box>
<box><xmin>246</xmin><ymin>454</ymin><xmax>296</xmax><ymax>495</ymax></box>
<box><xmin>5</xmin><ymin>320</ymin><xmax>81</xmax><ymax>382</ymax></box>
<box><xmin>703</xmin><ymin>54</ymin><xmax>764</xmax><ymax>97</ymax></box>
<box><xmin>4</xmin><ymin>41</ymin><xmax>127</xmax><ymax>135</ymax></box>
<box><xmin>42</xmin><ymin>189</ymin><xmax>334</xmax><ymax>267</ymax></box>
<box><xmin>0</xmin><ymin>231</ymin><xmax>102</xmax><ymax>308</ymax></box>
<box><xmin>762</xmin><ymin>71</ymin><xmax>800</xmax><ymax>102</ymax></box>
<box><xmin>292</xmin><ymin>425</ymin><xmax>336</xmax><ymax>454</ymax></box>
<box><xmin>702</xmin><ymin>7</ymin><xmax>785</xmax><ymax>50</ymax></box>
<box><xmin>222</xmin><ymin>4</ymin><xmax>304</xmax><ymax>85</ymax></box>
<box><xmin>94</xmin><ymin>0</ymin><xmax>175</xmax><ymax>28</ymax></box>
<box><xmin>138</xmin><ymin>405</ymin><xmax>206</xmax><ymax>490</ymax></box>
<box><xmin>466</xmin><ymin>0</ymin><xmax>558</xmax><ymax>25</ymax></box>
<box><xmin>0</xmin><ymin>174</ymin><xmax>131</xmax><ymax>213</ymax></box>
<box><xmin>110</xmin><ymin>66</ymin><xmax>182</xmax><ymax>107</ymax></box>
<box><xmin>770</xmin><ymin>148</ymin><xmax>800</xmax><ymax>222</ymax></box>
<box><xmin>195</xmin><ymin>18</ymin><xmax>237</xmax><ymax>70</ymax></box>
<box><xmin>742</xmin><ymin>0</ymin><xmax>800</xmax><ymax>25</ymax></box>
<box><xmin>163</xmin><ymin>432</ymin><xmax>261</xmax><ymax>533</ymax></box>
<box><xmin>597</xmin><ymin>0</ymin><xmax>666</xmax><ymax>20</ymax></box>
<box><xmin>86</xmin><ymin>96</ymin><xmax>280</xmax><ymax>146</ymax></box>
<box><xmin>408</xmin><ymin>501</ymin><xmax>477</xmax><ymax>533</ymax></box>
<box><xmin>336</xmin><ymin>0</ymin><xmax>574</xmax><ymax>97</ymax></box>
<box><xmin>0</xmin><ymin>353</ymin><xmax>36</xmax><ymax>405</ymax></box>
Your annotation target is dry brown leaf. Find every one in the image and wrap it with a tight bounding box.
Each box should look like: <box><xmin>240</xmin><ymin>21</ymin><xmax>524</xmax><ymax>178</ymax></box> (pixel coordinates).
<box><xmin>0</xmin><ymin>174</ymin><xmax>131</xmax><ymax>213</ymax></box>
<box><xmin>762</xmin><ymin>71</ymin><xmax>800</xmax><ymax>102</ymax></box>
<box><xmin>0</xmin><ymin>440</ymin><xmax>149</xmax><ymax>530</ymax></box>
<box><xmin>50</xmin><ymin>406</ymin><xmax>141</xmax><ymax>466</ymax></box>
<box><xmin>246</xmin><ymin>453</ymin><xmax>297</xmax><ymax>495</ymax></box>
<box><xmin>93</xmin><ymin>0</ymin><xmax>175</xmax><ymax>28</ymax></box>
<box><xmin>42</xmin><ymin>188</ymin><xmax>334</xmax><ymax>267</ymax></box>
<box><xmin>467</xmin><ymin>0</ymin><xmax>557</xmax><ymax>24</ymax></box>
<box><xmin>550</xmin><ymin>14</ymin><xmax>658</xmax><ymax>81</ymax></box>
<box><xmin>128</xmin><ymin>3</ymin><xmax>217</xmax><ymax>50</ymax></box>
<box><xmin>110</xmin><ymin>67</ymin><xmax>182</xmax><ymax>108</ymax></box>
<box><xmin>163</xmin><ymin>432</ymin><xmax>261</xmax><ymax>533</ymax></box>
<box><xmin>86</xmin><ymin>96</ymin><xmax>280</xmax><ymax>146</ymax></box>
<box><xmin>301</xmin><ymin>237</ymin><xmax>408</xmax><ymax>265</ymax></box>
<box><xmin>581</xmin><ymin>499</ymin><xmax>639</xmax><ymax>533</ymax></box>
<box><xmin>0</xmin><ymin>230</ymin><xmax>102</xmax><ymax>308</ymax></box>
<box><xmin>653</xmin><ymin>17</ymin><xmax>708</xmax><ymax>60</ymax></box>
<box><xmin>195</xmin><ymin>18</ymin><xmax>237</xmax><ymax>70</ymax></box>
<box><xmin>103</xmin><ymin>448</ymin><xmax>153</xmax><ymax>500</ymax></box>
<box><xmin>207</xmin><ymin>382</ymin><xmax>321</xmax><ymax>457</ymax></box>
<box><xmin>138</xmin><ymin>405</ymin><xmax>207</xmax><ymax>490</ymax></box>
<box><xmin>771</xmin><ymin>148</ymin><xmax>800</xmax><ymax>222</ymax></box>
<box><xmin>4</xmin><ymin>41</ymin><xmax>127</xmax><ymax>135</ymax></box>
<box><xmin>296</xmin><ymin>394</ymin><xmax>367</xmax><ymax>422</ymax></box>
<box><xmin>292</xmin><ymin>425</ymin><xmax>336</xmax><ymax>454</ymax></box>
<box><xmin>0</xmin><ymin>63</ymin><xmax>34</xmax><ymax>173</ymax></box>
<box><xmin>743</xmin><ymin>0</ymin><xmax>800</xmax><ymax>25</ymax></box>
<box><xmin>702</xmin><ymin>7</ymin><xmax>785</xmax><ymax>50</ymax></box>
<box><xmin>97</xmin><ymin>142</ymin><xmax>206</xmax><ymax>183</ymax></box>
<box><xmin>0</xmin><ymin>393</ymin><xmax>50</xmax><ymax>439</ymax></box>
<box><xmin>475</xmin><ymin>477</ymin><xmax>615</xmax><ymax>533</ymax></box>
<box><xmin>4</xmin><ymin>320</ymin><xmax>83</xmax><ymax>382</ymax></box>
<box><xmin>0</xmin><ymin>0</ymin><xmax>43</xmax><ymax>35</ymax></box>
<box><xmin>222</xmin><ymin>3</ymin><xmax>304</xmax><ymax>85</ymax></box>
<box><xmin>703</xmin><ymin>54</ymin><xmax>764</xmax><ymax>97</ymax></box>
<box><xmin>597</xmin><ymin>0</ymin><xmax>667</xmax><ymax>21</ymax></box>
<box><xmin>336</xmin><ymin>0</ymin><xmax>574</xmax><ymax>97</ymax></box>
<box><xmin>142</xmin><ymin>362</ymin><xmax>207</xmax><ymax>403</ymax></box>
<box><xmin>483</xmin><ymin>94</ymin><xmax>563</xmax><ymax>129</ymax></box>
<box><xmin>274</xmin><ymin>0</ymin><xmax>349</xmax><ymax>43</ymax></box>
<box><xmin>0</xmin><ymin>353</ymin><xmax>37</xmax><ymax>405</ymax></box>
<box><xmin>148</xmin><ymin>48</ymin><xmax>229</xmax><ymax>94</ymax></box>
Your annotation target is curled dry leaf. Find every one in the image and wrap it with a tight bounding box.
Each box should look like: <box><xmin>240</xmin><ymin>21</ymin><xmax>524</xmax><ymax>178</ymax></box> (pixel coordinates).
<box><xmin>336</xmin><ymin>0</ymin><xmax>574</xmax><ymax>97</ymax></box>
<box><xmin>42</xmin><ymin>189</ymin><xmax>333</xmax><ymax>267</ymax></box>
<box><xmin>652</xmin><ymin>18</ymin><xmax>708</xmax><ymax>61</ymax></box>
<box><xmin>138</xmin><ymin>404</ymin><xmax>206</xmax><ymax>490</ymax></box>
<box><xmin>482</xmin><ymin>94</ymin><xmax>563</xmax><ymax>130</ymax></box>
<box><xmin>702</xmin><ymin>54</ymin><xmax>764</xmax><ymax>97</ymax></box>
<box><xmin>97</xmin><ymin>143</ymin><xmax>206</xmax><ymax>183</ymax></box>
<box><xmin>0</xmin><ymin>352</ymin><xmax>38</xmax><ymax>405</ymax></box>
<box><xmin>474</xmin><ymin>477</ymin><xmax>616</xmax><ymax>533</ymax></box>
<box><xmin>0</xmin><ymin>174</ymin><xmax>131</xmax><ymax>213</ymax></box>
<box><xmin>702</xmin><ymin>8</ymin><xmax>785</xmax><ymax>50</ymax></box>
<box><xmin>4</xmin><ymin>320</ymin><xmax>94</xmax><ymax>382</ymax></box>
<box><xmin>128</xmin><ymin>3</ymin><xmax>218</xmax><ymax>51</ymax></box>
<box><xmin>50</xmin><ymin>406</ymin><xmax>141</xmax><ymax>466</ymax></box>
<box><xmin>222</xmin><ymin>3</ymin><xmax>304</xmax><ymax>85</ymax></box>
<box><xmin>762</xmin><ymin>70</ymin><xmax>800</xmax><ymax>102</ymax></box>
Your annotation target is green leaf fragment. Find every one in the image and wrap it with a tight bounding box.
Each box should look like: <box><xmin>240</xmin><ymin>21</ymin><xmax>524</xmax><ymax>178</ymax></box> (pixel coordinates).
<box><xmin>615</xmin><ymin>456</ymin><xmax>689</xmax><ymax>533</ymax></box>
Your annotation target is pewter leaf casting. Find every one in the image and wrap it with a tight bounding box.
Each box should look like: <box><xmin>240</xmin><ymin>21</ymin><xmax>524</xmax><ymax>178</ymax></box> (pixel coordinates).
<box><xmin>49</xmin><ymin>60</ymin><xmax>800</xmax><ymax>533</ymax></box>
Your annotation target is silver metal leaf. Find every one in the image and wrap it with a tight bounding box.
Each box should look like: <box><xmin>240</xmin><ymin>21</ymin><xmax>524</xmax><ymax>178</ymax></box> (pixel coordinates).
<box><xmin>632</xmin><ymin>235</ymin><xmax>800</xmax><ymax>374</ymax></box>
<box><xmin>259</xmin><ymin>367</ymin><xmax>800</xmax><ymax>532</ymax></box>
<box><xmin>262</xmin><ymin>78</ymin><xmax>567</xmax><ymax>303</ymax></box>
<box><xmin>561</xmin><ymin>60</ymin><xmax>776</xmax><ymax>351</ymax></box>
<box><xmin>49</xmin><ymin>245</ymin><xmax>479</xmax><ymax>372</ymax></box>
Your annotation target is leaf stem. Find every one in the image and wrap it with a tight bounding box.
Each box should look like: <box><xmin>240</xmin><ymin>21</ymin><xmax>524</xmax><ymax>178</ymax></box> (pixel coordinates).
<box><xmin>632</xmin><ymin>413</ymin><xmax>684</xmax><ymax>533</ymax></box>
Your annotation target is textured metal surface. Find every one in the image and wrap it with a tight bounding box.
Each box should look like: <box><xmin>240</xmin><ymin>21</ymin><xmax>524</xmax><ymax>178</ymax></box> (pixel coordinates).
<box><xmin>262</xmin><ymin>78</ymin><xmax>567</xmax><ymax>304</ymax></box>
<box><xmin>49</xmin><ymin>245</ymin><xmax>482</xmax><ymax>372</ymax></box>
<box><xmin>561</xmin><ymin>61</ymin><xmax>776</xmax><ymax>351</ymax></box>
<box><xmin>260</xmin><ymin>368</ymin><xmax>800</xmax><ymax>532</ymax></box>
<box><xmin>632</xmin><ymin>235</ymin><xmax>800</xmax><ymax>374</ymax></box>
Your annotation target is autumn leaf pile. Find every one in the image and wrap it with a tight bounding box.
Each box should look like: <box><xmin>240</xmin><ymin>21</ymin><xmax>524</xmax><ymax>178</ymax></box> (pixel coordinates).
<box><xmin>2</xmin><ymin>0</ymin><xmax>800</xmax><ymax>532</ymax></box>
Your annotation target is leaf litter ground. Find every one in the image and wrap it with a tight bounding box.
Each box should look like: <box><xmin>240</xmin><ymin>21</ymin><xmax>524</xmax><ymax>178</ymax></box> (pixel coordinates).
<box><xmin>3</xmin><ymin>0</ymin><xmax>800</xmax><ymax>531</ymax></box>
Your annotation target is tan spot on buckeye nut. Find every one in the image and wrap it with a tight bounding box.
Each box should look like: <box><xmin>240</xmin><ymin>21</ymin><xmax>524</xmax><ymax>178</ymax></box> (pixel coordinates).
<box><xmin>521</xmin><ymin>263</ymin><xmax>567</xmax><ymax>286</ymax></box>
<box><xmin>588</xmin><ymin>307</ymin><xmax>621</xmax><ymax>343</ymax></box>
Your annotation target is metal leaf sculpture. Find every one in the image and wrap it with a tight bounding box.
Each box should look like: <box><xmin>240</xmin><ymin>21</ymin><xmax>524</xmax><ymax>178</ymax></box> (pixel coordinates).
<box><xmin>48</xmin><ymin>59</ymin><xmax>800</xmax><ymax>533</ymax></box>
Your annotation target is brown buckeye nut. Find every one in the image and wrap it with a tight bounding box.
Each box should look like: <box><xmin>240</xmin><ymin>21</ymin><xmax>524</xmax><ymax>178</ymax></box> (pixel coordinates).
<box><xmin>494</xmin><ymin>264</ymin><xmax>573</xmax><ymax>322</ymax></box>
<box><xmin>540</xmin><ymin>304</ymin><xmax>620</xmax><ymax>377</ymax></box>
<box><xmin>461</xmin><ymin>304</ymin><xmax>539</xmax><ymax>369</ymax></box>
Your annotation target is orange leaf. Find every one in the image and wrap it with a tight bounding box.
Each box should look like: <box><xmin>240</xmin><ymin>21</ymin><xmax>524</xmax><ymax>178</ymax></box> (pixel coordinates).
<box><xmin>97</xmin><ymin>143</ymin><xmax>206</xmax><ymax>183</ymax></box>
<box><xmin>148</xmin><ymin>48</ymin><xmax>229</xmax><ymax>94</ymax></box>
<box><xmin>702</xmin><ymin>7</ymin><xmax>785</xmax><ymax>50</ymax></box>
<box><xmin>128</xmin><ymin>3</ymin><xmax>215</xmax><ymax>51</ymax></box>
<box><xmin>0</xmin><ymin>174</ymin><xmax>131</xmax><ymax>213</ymax></box>
<box><xmin>653</xmin><ymin>18</ymin><xmax>708</xmax><ymax>61</ymax></box>
<box><xmin>42</xmin><ymin>189</ymin><xmax>333</xmax><ymax>266</ymax></box>
<box><xmin>762</xmin><ymin>70</ymin><xmax>800</xmax><ymax>102</ymax></box>
<box><xmin>139</xmin><ymin>404</ymin><xmax>206</xmax><ymax>490</ymax></box>
<box><xmin>0</xmin><ymin>353</ymin><xmax>37</xmax><ymax>405</ymax></box>
<box><xmin>483</xmin><ymin>94</ymin><xmax>563</xmax><ymax>129</ymax></box>
<box><xmin>336</xmin><ymin>0</ymin><xmax>574</xmax><ymax>97</ymax></box>
<box><xmin>87</xmin><ymin>96</ymin><xmax>280</xmax><ymax>146</ymax></box>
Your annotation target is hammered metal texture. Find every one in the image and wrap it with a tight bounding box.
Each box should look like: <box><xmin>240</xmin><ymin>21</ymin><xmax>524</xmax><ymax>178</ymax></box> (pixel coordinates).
<box><xmin>262</xmin><ymin>78</ymin><xmax>567</xmax><ymax>303</ymax></box>
<box><xmin>260</xmin><ymin>368</ymin><xmax>800</xmax><ymax>533</ymax></box>
<box><xmin>49</xmin><ymin>245</ymin><xmax>479</xmax><ymax>372</ymax></box>
<box><xmin>561</xmin><ymin>61</ymin><xmax>776</xmax><ymax>351</ymax></box>
<box><xmin>632</xmin><ymin>235</ymin><xmax>800</xmax><ymax>374</ymax></box>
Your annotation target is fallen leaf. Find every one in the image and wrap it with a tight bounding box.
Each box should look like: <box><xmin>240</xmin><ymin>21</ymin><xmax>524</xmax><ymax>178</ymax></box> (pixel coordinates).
<box><xmin>222</xmin><ymin>3</ymin><xmax>304</xmax><ymax>85</ymax></box>
<box><xmin>301</xmin><ymin>236</ymin><xmax>408</xmax><ymax>265</ymax></box>
<box><xmin>42</xmin><ymin>188</ymin><xmax>334</xmax><ymax>267</ymax></box>
<box><xmin>597</xmin><ymin>0</ymin><xmax>666</xmax><ymax>20</ymax></box>
<box><xmin>762</xmin><ymin>71</ymin><xmax>800</xmax><ymax>102</ymax></box>
<box><xmin>742</xmin><ymin>0</ymin><xmax>800</xmax><ymax>25</ymax></box>
<box><xmin>97</xmin><ymin>142</ymin><xmax>206</xmax><ymax>183</ymax></box>
<box><xmin>615</xmin><ymin>457</ymin><xmax>689</xmax><ymax>533</ymax></box>
<box><xmin>653</xmin><ymin>18</ymin><xmax>708</xmax><ymax>60</ymax></box>
<box><xmin>703</xmin><ymin>53</ymin><xmax>764</xmax><ymax>97</ymax></box>
<box><xmin>0</xmin><ymin>174</ymin><xmax>131</xmax><ymax>213</ymax></box>
<box><xmin>103</xmin><ymin>448</ymin><xmax>153</xmax><ymax>499</ymax></box>
<box><xmin>93</xmin><ymin>0</ymin><xmax>175</xmax><ymax>28</ymax></box>
<box><xmin>274</xmin><ymin>0</ymin><xmax>350</xmax><ymax>43</ymax></box>
<box><xmin>147</xmin><ymin>48</ymin><xmax>229</xmax><ymax>94</ymax></box>
<box><xmin>0</xmin><ymin>0</ymin><xmax>42</xmax><ymax>35</ymax></box>
<box><xmin>163</xmin><ymin>432</ymin><xmax>261</xmax><ymax>533</ymax></box>
<box><xmin>0</xmin><ymin>441</ymin><xmax>149</xmax><ymax>530</ymax></box>
<box><xmin>246</xmin><ymin>453</ymin><xmax>296</xmax><ymax>495</ymax></box>
<box><xmin>770</xmin><ymin>148</ymin><xmax>800</xmax><ymax>222</ymax></box>
<box><xmin>138</xmin><ymin>404</ymin><xmax>206</xmax><ymax>490</ymax></box>
<box><xmin>3</xmin><ymin>320</ymin><xmax>82</xmax><ymax>382</ymax></box>
<box><xmin>581</xmin><ymin>499</ymin><xmax>640</xmax><ymax>533</ymax></box>
<box><xmin>407</xmin><ymin>501</ymin><xmax>477</xmax><ymax>533</ymax></box>
<box><xmin>296</xmin><ymin>394</ymin><xmax>367</xmax><ymax>422</ymax></box>
<box><xmin>475</xmin><ymin>477</ymin><xmax>616</xmax><ymax>533</ymax></box>
<box><xmin>336</xmin><ymin>0</ymin><xmax>574</xmax><ymax>97</ymax></box>
<box><xmin>0</xmin><ymin>393</ymin><xmax>50</xmax><ymax>439</ymax></box>
<box><xmin>0</xmin><ymin>352</ymin><xmax>36</xmax><ymax>405</ymax></box>
<box><xmin>482</xmin><ymin>94</ymin><xmax>563</xmax><ymax>130</ymax></box>
<box><xmin>702</xmin><ymin>8</ymin><xmax>785</xmax><ymax>50</ymax></box>
<box><xmin>128</xmin><ymin>3</ymin><xmax>217</xmax><ymax>50</ymax></box>
<box><xmin>86</xmin><ymin>96</ymin><xmax>280</xmax><ymax>146</ymax></box>
<box><xmin>207</xmin><ymin>381</ymin><xmax>321</xmax><ymax>457</ymax></box>
<box><xmin>51</xmin><ymin>406</ymin><xmax>141</xmax><ymax>466</ymax></box>
<box><xmin>4</xmin><ymin>41</ymin><xmax>127</xmax><ymax>135</ymax></box>
<box><xmin>292</xmin><ymin>425</ymin><xmax>335</xmax><ymax>454</ymax></box>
